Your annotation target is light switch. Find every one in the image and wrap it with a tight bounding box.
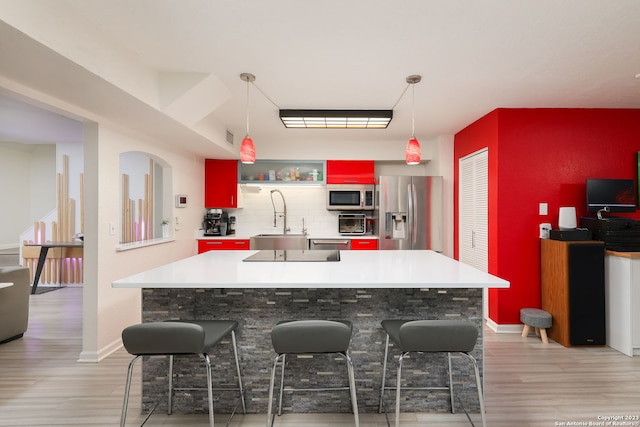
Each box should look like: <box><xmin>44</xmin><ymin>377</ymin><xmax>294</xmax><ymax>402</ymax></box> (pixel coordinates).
<box><xmin>539</xmin><ymin>203</ymin><xmax>548</xmax><ymax>216</ymax></box>
<box><xmin>109</xmin><ymin>222</ymin><xmax>116</xmax><ymax>235</ymax></box>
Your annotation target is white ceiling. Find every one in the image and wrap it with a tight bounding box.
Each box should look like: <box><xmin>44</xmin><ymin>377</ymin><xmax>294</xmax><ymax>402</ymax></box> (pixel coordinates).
<box><xmin>1</xmin><ymin>0</ymin><xmax>639</xmax><ymax>156</ymax></box>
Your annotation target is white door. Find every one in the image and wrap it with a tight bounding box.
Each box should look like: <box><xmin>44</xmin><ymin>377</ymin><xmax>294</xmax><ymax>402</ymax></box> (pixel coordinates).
<box><xmin>459</xmin><ymin>149</ymin><xmax>489</xmax><ymax>317</ymax></box>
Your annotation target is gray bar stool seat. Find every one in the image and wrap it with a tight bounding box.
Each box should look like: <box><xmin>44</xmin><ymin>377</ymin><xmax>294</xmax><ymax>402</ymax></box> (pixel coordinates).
<box><xmin>379</xmin><ymin>319</ymin><xmax>485</xmax><ymax>427</ymax></box>
<box><xmin>120</xmin><ymin>320</ymin><xmax>245</xmax><ymax>427</ymax></box>
<box><xmin>267</xmin><ymin>320</ymin><xmax>359</xmax><ymax>427</ymax></box>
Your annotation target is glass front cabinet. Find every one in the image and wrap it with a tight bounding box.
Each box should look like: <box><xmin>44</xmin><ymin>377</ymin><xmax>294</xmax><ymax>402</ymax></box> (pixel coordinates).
<box><xmin>238</xmin><ymin>160</ymin><xmax>325</xmax><ymax>184</ymax></box>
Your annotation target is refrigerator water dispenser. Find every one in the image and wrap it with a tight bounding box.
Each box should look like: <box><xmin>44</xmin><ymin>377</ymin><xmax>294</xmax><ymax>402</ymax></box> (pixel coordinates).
<box><xmin>385</xmin><ymin>212</ymin><xmax>407</xmax><ymax>239</ymax></box>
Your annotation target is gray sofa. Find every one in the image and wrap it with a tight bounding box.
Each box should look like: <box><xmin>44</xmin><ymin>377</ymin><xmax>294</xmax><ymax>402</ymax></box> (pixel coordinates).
<box><xmin>0</xmin><ymin>267</ymin><xmax>30</xmax><ymax>344</ymax></box>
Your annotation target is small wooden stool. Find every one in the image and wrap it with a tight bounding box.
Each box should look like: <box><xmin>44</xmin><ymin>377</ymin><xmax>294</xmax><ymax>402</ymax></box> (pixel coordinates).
<box><xmin>520</xmin><ymin>308</ymin><xmax>552</xmax><ymax>344</ymax></box>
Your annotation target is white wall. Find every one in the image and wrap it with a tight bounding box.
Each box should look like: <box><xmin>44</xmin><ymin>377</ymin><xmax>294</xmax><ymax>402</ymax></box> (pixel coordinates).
<box><xmin>0</xmin><ymin>142</ymin><xmax>55</xmax><ymax>248</ymax></box>
<box><xmin>81</xmin><ymin>123</ymin><xmax>205</xmax><ymax>362</ymax></box>
<box><xmin>30</xmin><ymin>144</ymin><xmax>56</xmax><ymax>221</ymax></box>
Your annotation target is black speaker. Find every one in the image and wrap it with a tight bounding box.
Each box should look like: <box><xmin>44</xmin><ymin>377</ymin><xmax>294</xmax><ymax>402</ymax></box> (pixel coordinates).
<box><xmin>549</xmin><ymin>228</ymin><xmax>592</xmax><ymax>241</ymax></box>
<box><xmin>567</xmin><ymin>243</ymin><xmax>606</xmax><ymax>345</ymax></box>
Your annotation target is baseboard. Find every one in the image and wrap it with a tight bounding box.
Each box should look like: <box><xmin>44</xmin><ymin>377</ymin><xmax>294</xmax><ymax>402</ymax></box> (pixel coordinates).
<box><xmin>0</xmin><ymin>244</ymin><xmax>19</xmax><ymax>252</ymax></box>
<box><xmin>77</xmin><ymin>338</ymin><xmax>123</xmax><ymax>363</ymax></box>
<box><xmin>486</xmin><ymin>318</ymin><xmax>524</xmax><ymax>334</ymax></box>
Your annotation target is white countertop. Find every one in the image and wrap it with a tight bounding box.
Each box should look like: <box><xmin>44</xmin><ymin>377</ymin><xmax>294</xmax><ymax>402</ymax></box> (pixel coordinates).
<box><xmin>112</xmin><ymin>250</ymin><xmax>509</xmax><ymax>289</ymax></box>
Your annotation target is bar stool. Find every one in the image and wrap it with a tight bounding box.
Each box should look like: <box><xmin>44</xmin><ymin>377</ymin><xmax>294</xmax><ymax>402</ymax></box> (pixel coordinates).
<box><xmin>378</xmin><ymin>319</ymin><xmax>486</xmax><ymax>427</ymax></box>
<box><xmin>120</xmin><ymin>320</ymin><xmax>246</xmax><ymax>427</ymax></box>
<box><xmin>267</xmin><ymin>320</ymin><xmax>359</xmax><ymax>427</ymax></box>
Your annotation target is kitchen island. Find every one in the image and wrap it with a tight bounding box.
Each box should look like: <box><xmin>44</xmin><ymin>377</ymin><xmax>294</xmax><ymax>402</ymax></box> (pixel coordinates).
<box><xmin>113</xmin><ymin>250</ymin><xmax>509</xmax><ymax>415</ymax></box>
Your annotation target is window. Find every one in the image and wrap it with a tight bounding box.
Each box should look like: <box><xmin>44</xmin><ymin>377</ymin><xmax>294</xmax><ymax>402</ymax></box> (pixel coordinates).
<box><xmin>119</xmin><ymin>152</ymin><xmax>172</xmax><ymax>244</ymax></box>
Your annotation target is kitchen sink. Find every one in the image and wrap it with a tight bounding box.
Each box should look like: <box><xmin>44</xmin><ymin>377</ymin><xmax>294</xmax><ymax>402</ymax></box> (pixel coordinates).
<box><xmin>243</xmin><ymin>249</ymin><xmax>340</xmax><ymax>262</ymax></box>
<box><xmin>250</xmin><ymin>234</ymin><xmax>309</xmax><ymax>250</ymax></box>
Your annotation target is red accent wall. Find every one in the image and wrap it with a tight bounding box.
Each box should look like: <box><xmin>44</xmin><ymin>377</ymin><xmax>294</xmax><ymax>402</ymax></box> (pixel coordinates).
<box><xmin>454</xmin><ymin>108</ymin><xmax>640</xmax><ymax>324</ymax></box>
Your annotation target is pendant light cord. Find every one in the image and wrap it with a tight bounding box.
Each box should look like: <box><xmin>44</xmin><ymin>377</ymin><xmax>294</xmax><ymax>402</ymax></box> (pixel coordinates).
<box><xmin>391</xmin><ymin>83</ymin><xmax>411</xmax><ymax>110</ymax></box>
<box><xmin>391</xmin><ymin>77</ymin><xmax>419</xmax><ymax>137</ymax></box>
<box><xmin>411</xmin><ymin>83</ymin><xmax>416</xmax><ymax>138</ymax></box>
<box><xmin>251</xmin><ymin>81</ymin><xmax>280</xmax><ymax>110</ymax></box>
<box><xmin>245</xmin><ymin>79</ymin><xmax>250</xmax><ymax>136</ymax></box>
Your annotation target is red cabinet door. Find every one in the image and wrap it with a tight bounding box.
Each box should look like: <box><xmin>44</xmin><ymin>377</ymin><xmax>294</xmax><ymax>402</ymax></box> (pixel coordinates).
<box><xmin>351</xmin><ymin>239</ymin><xmax>378</xmax><ymax>250</ymax></box>
<box><xmin>198</xmin><ymin>239</ymin><xmax>250</xmax><ymax>253</ymax></box>
<box><xmin>205</xmin><ymin>159</ymin><xmax>238</xmax><ymax>208</ymax></box>
<box><xmin>326</xmin><ymin>160</ymin><xmax>375</xmax><ymax>184</ymax></box>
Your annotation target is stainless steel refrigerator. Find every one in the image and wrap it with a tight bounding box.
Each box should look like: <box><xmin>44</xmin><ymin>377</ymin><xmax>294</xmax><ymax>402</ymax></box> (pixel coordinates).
<box><xmin>376</xmin><ymin>176</ymin><xmax>443</xmax><ymax>251</ymax></box>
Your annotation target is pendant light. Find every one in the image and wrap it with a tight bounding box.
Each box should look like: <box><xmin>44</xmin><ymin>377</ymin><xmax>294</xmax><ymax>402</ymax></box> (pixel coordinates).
<box><xmin>240</xmin><ymin>73</ymin><xmax>256</xmax><ymax>164</ymax></box>
<box><xmin>405</xmin><ymin>75</ymin><xmax>422</xmax><ymax>165</ymax></box>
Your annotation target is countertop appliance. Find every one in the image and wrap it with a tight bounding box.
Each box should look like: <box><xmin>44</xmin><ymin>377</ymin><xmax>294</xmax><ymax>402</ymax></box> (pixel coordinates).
<box><xmin>326</xmin><ymin>184</ymin><xmax>375</xmax><ymax>210</ymax></box>
<box><xmin>377</xmin><ymin>175</ymin><xmax>443</xmax><ymax>251</ymax></box>
<box><xmin>338</xmin><ymin>213</ymin><xmax>366</xmax><ymax>235</ymax></box>
<box><xmin>203</xmin><ymin>209</ymin><xmax>228</xmax><ymax>236</ymax></box>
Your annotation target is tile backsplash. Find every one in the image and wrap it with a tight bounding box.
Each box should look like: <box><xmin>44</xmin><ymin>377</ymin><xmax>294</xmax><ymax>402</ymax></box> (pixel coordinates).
<box><xmin>224</xmin><ymin>185</ymin><xmax>344</xmax><ymax>237</ymax></box>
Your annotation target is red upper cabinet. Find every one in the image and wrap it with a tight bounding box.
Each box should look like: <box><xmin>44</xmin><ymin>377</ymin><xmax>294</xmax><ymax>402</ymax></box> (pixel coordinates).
<box><xmin>205</xmin><ymin>159</ymin><xmax>239</xmax><ymax>208</ymax></box>
<box><xmin>326</xmin><ymin>160</ymin><xmax>375</xmax><ymax>184</ymax></box>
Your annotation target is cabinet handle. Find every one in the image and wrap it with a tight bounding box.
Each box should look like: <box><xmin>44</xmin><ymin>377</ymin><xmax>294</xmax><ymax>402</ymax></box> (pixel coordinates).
<box><xmin>235</xmin><ymin>241</ymin><xmax>246</xmax><ymax>246</ymax></box>
<box><xmin>207</xmin><ymin>241</ymin><xmax>223</xmax><ymax>245</ymax></box>
<box><xmin>231</xmin><ymin>195</ymin><xmax>234</xmax><ymax>205</ymax></box>
<box><xmin>357</xmin><ymin>241</ymin><xmax>370</xmax><ymax>245</ymax></box>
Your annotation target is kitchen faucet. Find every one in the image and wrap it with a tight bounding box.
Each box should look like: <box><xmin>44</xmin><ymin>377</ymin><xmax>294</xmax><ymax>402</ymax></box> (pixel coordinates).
<box><xmin>270</xmin><ymin>189</ymin><xmax>289</xmax><ymax>234</ymax></box>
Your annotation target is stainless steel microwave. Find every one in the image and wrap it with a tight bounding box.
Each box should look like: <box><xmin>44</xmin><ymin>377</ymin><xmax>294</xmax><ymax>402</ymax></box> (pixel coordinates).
<box><xmin>326</xmin><ymin>184</ymin><xmax>375</xmax><ymax>210</ymax></box>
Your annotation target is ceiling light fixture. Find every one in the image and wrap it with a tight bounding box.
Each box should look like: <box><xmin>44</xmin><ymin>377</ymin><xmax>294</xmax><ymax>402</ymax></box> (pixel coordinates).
<box><xmin>405</xmin><ymin>75</ymin><xmax>422</xmax><ymax>165</ymax></box>
<box><xmin>240</xmin><ymin>73</ymin><xmax>256</xmax><ymax>164</ymax></box>
<box><xmin>279</xmin><ymin>109</ymin><xmax>393</xmax><ymax>129</ymax></box>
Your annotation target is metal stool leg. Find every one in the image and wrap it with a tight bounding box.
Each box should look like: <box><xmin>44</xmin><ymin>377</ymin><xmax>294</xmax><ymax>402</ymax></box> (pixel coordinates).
<box><xmin>395</xmin><ymin>352</ymin><xmax>407</xmax><ymax>427</ymax></box>
<box><xmin>168</xmin><ymin>355</ymin><xmax>174</xmax><ymax>415</ymax></box>
<box><xmin>204</xmin><ymin>354</ymin><xmax>215</xmax><ymax>427</ymax></box>
<box><xmin>277</xmin><ymin>353</ymin><xmax>286</xmax><ymax>416</ymax></box>
<box><xmin>462</xmin><ymin>352</ymin><xmax>486</xmax><ymax>427</ymax></box>
<box><xmin>447</xmin><ymin>352</ymin><xmax>455</xmax><ymax>413</ymax></box>
<box><xmin>378</xmin><ymin>333</ymin><xmax>390</xmax><ymax>413</ymax></box>
<box><xmin>267</xmin><ymin>354</ymin><xmax>284</xmax><ymax>427</ymax></box>
<box><xmin>120</xmin><ymin>355</ymin><xmax>141</xmax><ymax>427</ymax></box>
<box><xmin>344</xmin><ymin>352</ymin><xmax>360</xmax><ymax>427</ymax></box>
<box><xmin>230</xmin><ymin>331</ymin><xmax>247</xmax><ymax>414</ymax></box>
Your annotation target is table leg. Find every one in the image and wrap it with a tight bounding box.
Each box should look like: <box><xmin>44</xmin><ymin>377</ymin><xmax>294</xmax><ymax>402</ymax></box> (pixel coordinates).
<box><xmin>31</xmin><ymin>247</ymin><xmax>49</xmax><ymax>295</ymax></box>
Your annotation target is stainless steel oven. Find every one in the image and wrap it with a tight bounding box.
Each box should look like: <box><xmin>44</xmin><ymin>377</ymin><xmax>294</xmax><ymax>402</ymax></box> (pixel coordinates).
<box><xmin>309</xmin><ymin>238</ymin><xmax>351</xmax><ymax>250</ymax></box>
<box><xmin>326</xmin><ymin>184</ymin><xmax>375</xmax><ymax>210</ymax></box>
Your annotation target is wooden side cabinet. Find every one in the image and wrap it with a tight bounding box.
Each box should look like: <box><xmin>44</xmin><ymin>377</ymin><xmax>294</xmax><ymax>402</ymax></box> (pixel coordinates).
<box><xmin>540</xmin><ymin>239</ymin><xmax>606</xmax><ymax>347</ymax></box>
<box><xmin>198</xmin><ymin>239</ymin><xmax>249</xmax><ymax>253</ymax></box>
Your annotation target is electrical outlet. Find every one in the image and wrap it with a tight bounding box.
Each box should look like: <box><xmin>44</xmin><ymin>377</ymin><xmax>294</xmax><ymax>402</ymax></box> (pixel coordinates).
<box><xmin>539</xmin><ymin>203</ymin><xmax>548</xmax><ymax>216</ymax></box>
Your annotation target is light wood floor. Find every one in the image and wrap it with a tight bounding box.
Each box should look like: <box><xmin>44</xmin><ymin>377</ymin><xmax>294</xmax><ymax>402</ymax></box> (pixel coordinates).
<box><xmin>1</xmin><ymin>287</ymin><xmax>639</xmax><ymax>427</ymax></box>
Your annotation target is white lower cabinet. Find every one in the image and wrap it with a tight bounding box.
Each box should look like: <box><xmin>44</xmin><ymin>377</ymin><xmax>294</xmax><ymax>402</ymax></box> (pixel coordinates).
<box><xmin>605</xmin><ymin>253</ymin><xmax>640</xmax><ymax>356</ymax></box>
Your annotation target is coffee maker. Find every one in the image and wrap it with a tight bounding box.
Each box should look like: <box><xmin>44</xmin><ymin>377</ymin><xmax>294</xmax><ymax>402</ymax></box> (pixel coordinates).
<box><xmin>203</xmin><ymin>209</ymin><xmax>223</xmax><ymax>236</ymax></box>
